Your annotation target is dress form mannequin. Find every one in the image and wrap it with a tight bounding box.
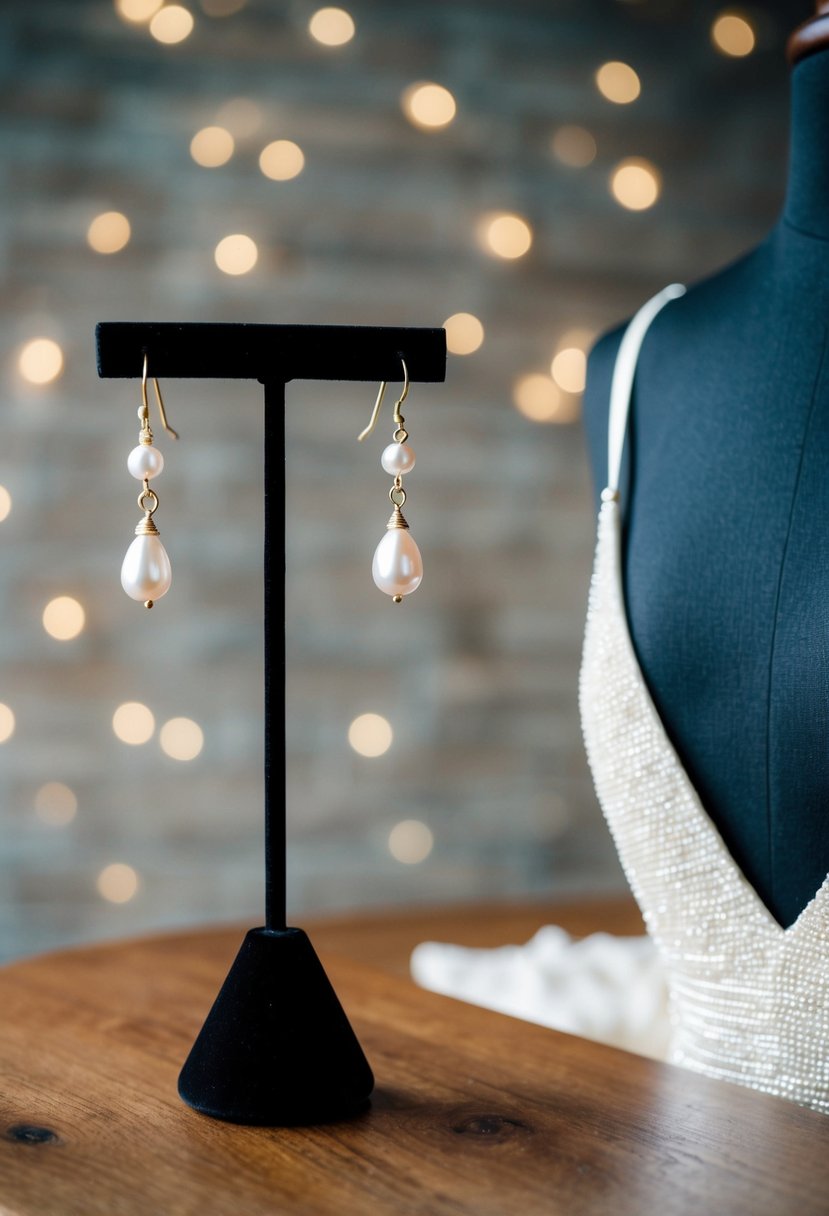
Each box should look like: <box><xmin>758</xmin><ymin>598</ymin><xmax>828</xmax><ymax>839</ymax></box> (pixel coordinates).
<box><xmin>582</xmin><ymin>42</ymin><xmax>829</xmax><ymax>930</ymax></box>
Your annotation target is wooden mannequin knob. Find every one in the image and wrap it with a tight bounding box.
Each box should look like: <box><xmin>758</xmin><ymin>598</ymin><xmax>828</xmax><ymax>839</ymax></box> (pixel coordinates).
<box><xmin>788</xmin><ymin>3</ymin><xmax>829</xmax><ymax>64</ymax></box>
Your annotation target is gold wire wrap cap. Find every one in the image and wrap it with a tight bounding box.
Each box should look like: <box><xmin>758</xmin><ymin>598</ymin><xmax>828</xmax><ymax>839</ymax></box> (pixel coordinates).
<box><xmin>386</xmin><ymin>505</ymin><xmax>409</xmax><ymax>530</ymax></box>
<box><xmin>134</xmin><ymin>515</ymin><xmax>160</xmax><ymax>536</ymax></box>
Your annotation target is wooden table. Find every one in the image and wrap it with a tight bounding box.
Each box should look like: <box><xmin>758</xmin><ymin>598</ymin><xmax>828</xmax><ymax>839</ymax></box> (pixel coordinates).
<box><xmin>1</xmin><ymin>898</ymin><xmax>828</xmax><ymax>1215</ymax></box>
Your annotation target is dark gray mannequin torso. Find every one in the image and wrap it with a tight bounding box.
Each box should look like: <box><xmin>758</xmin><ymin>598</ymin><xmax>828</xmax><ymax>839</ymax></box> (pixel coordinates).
<box><xmin>582</xmin><ymin>51</ymin><xmax>829</xmax><ymax>930</ymax></box>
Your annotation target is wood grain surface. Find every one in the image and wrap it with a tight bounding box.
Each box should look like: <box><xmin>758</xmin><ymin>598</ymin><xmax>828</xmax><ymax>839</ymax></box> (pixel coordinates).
<box><xmin>1</xmin><ymin>900</ymin><xmax>827</xmax><ymax>1216</ymax></box>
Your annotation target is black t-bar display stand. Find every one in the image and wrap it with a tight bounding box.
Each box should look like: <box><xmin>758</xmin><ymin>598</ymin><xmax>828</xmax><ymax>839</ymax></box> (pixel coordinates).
<box><xmin>96</xmin><ymin>322</ymin><xmax>447</xmax><ymax>1126</ymax></box>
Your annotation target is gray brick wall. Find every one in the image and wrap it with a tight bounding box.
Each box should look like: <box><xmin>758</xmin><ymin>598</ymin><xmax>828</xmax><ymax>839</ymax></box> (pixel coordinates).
<box><xmin>0</xmin><ymin>0</ymin><xmax>808</xmax><ymax>958</ymax></box>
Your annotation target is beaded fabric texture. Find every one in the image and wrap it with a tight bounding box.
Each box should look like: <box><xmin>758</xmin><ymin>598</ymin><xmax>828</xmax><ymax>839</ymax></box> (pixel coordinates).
<box><xmin>579</xmin><ymin>289</ymin><xmax>829</xmax><ymax>1113</ymax></box>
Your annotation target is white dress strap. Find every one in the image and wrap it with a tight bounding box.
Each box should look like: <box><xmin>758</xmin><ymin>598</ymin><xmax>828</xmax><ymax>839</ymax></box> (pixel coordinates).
<box><xmin>606</xmin><ymin>283</ymin><xmax>686</xmax><ymax>495</ymax></box>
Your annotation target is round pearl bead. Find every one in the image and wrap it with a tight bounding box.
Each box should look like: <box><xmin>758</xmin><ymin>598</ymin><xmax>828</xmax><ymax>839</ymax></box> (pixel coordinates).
<box><xmin>121</xmin><ymin>535</ymin><xmax>172</xmax><ymax>602</ymax></box>
<box><xmin>380</xmin><ymin>442</ymin><xmax>416</xmax><ymax>476</ymax></box>
<box><xmin>127</xmin><ymin>444</ymin><xmax>164</xmax><ymax>481</ymax></box>
<box><xmin>372</xmin><ymin>528</ymin><xmax>423</xmax><ymax>597</ymax></box>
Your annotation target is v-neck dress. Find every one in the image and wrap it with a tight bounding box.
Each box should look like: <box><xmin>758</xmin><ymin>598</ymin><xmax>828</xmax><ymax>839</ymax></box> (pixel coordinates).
<box><xmin>580</xmin><ymin>285</ymin><xmax>829</xmax><ymax>1112</ymax></box>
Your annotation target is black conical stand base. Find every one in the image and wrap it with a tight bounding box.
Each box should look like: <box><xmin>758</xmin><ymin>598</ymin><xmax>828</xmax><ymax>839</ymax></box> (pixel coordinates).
<box><xmin>178</xmin><ymin>927</ymin><xmax>374</xmax><ymax>1125</ymax></box>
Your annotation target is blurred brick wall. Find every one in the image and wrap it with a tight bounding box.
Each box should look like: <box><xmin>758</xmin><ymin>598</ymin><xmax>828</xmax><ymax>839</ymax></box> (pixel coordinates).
<box><xmin>0</xmin><ymin>0</ymin><xmax>809</xmax><ymax>958</ymax></box>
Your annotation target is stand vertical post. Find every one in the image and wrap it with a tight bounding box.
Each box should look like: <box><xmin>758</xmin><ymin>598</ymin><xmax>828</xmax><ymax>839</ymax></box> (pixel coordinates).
<box><xmin>263</xmin><ymin>381</ymin><xmax>287</xmax><ymax>932</ymax></box>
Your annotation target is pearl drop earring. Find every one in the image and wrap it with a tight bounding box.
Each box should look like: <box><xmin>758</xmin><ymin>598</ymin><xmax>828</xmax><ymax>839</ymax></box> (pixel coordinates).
<box><xmin>120</xmin><ymin>355</ymin><xmax>179</xmax><ymax>610</ymax></box>
<box><xmin>358</xmin><ymin>358</ymin><xmax>423</xmax><ymax>604</ymax></box>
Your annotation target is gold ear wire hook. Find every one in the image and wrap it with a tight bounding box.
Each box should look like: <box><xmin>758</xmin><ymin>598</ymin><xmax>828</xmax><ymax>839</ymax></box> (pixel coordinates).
<box><xmin>357</xmin><ymin>357</ymin><xmax>409</xmax><ymax>442</ymax></box>
<box><xmin>142</xmin><ymin>353</ymin><xmax>180</xmax><ymax>440</ymax></box>
<box><xmin>357</xmin><ymin>380</ymin><xmax>387</xmax><ymax>443</ymax></box>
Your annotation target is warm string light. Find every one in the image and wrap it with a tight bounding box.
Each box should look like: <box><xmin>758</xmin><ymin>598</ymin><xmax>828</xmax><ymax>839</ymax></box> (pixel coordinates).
<box><xmin>0</xmin><ymin>703</ymin><xmax>14</xmax><ymax>744</ymax></box>
<box><xmin>111</xmin><ymin>702</ymin><xmax>204</xmax><ymax>758</ymax></box>
<box><xmin>259</xmin><ymin>140</ymin><xmax>305</xmax><ymax>181</ymax></box>
<box><xmin>0</xmin><ymin>486</ymin><xmax>11</xmax><ymax>523</ymax></box>
<box><xmin>308</xmin><ymin>6</ymin><xmax>355</xmax><ymax>46</ymax></box>
<box><xmin>610</xmin><ymin>158</ymin><xmax>662</xmax><ymax>210</ymax></box>
<box><xmin>214</xmin><ymin>233</ymin><xmax>258</xmax><ymax>275</ymax></box>
<box><xmin>513</xmin><ymin>373</ymin><xmax>562</xmax><ymax>422</ymax></box>
<box><xmin>551</xmin><ymin>347</ymin><xmax>587</xmax><ymax>395</ymax></box>
<box><xmin>512</xmin><ymin>373</ymin><xmax>580</xmax><ymax>424</ymax></box>
<box><xmin>18</xmin><ymin>338</ymin><xmax>64</xmax><ymax>386</ymax></box>
<box><xmin>97</xmin><ymin>863</ymin><xmax>140</xmax><ymax>903</ymax></box>
<box><xmin>551</xmin><ymin>125</ymin><xmax>597</xmax><ymax>168</ymax></box>
<box><xmin>595</xmin><ymin>61</ymin><xmax>641</xmax><ymax>104</ymax></box>
<box><xmin>114</xmin><ymin>0</ymin><xmax>163</xmax><ymax>22</ymax></box>
<box><xmin>517</xmin><ymin>329</ymin><xmax>595</xmax><ymax>424</ymax></box>
<box><xmin>190</xmin><ymin>126</ymin><xmax>235</xmax><ymax>167</ymax></box>
<box><xmin>149</xmin><ymin>4</ymin><xmax>194</xmax><ymax>43</ymax></box>
<box><xmin>711</xmin><ymin>11</ymin><xmax>756</xmax><ymax>57</ymax></box>
<box><xmin>42</xmin><ymin>596</ymin><xmax>86</xmax><ymax>641</ymax></box>
<box><xmin>159</xmin><ymin>717</ymin><xmax>204</xmax><ymax>760</ymax></box>
<box><xmin>401</xmin><ymin>82</ymin><xmax>457</xmax><ymax>131</ymax></box>
<box><xmin>34</xmin><ymin>782</ymin><xmax>78</xmax><ymax>826</ymax></box>
<box><xmin>87</xmin><ymin>211</ymin><xmax>131</xmax><ymax>253</ymax></box>
<box><xmin>348</xmin><ymin>713</ymin><xmax>393</xmax><ymax>758</ymax></box>
<box><xmin>388</xmin><ymin>819</ymin><xmax>434</xmax><ymax>864</ymax></box>
<box><xmin>112</xmin><ymin>701</ymin><xmax>155</xmax><ymax>745</ymax></box>
<box><xmin>478</xmin><ymin>213</ymin><xmax>533</xmax><ymax>260</ymax></box>
<box><xmin>444</xmin><ymin>313</ymin><xmax>484</xmax><ymax>355</ymax></box>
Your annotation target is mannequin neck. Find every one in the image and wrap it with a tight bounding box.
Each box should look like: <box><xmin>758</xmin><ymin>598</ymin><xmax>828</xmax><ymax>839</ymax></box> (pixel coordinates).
<box><xmin>783</xmin><ymin>50</ymin><xmax>829</xmax><ymax>240</ymax></box>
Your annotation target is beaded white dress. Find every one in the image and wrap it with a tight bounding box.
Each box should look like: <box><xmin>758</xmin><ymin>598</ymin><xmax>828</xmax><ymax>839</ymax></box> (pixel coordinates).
<box><xmin>579</xmin><ymin>285</ymin><xmax>829</xmax><ymax>1112</ymax></box>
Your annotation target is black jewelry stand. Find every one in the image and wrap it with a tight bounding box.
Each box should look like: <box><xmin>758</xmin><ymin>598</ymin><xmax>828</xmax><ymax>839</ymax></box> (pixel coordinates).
<box><xmin>96</xmin><ymin>322</ymin><xmax>447</xmax><ymax>1125</ymax></box>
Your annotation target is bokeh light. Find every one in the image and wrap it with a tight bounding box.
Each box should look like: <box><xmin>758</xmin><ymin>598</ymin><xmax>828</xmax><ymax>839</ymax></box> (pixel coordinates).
<box><xmin>42</xmin><ymin>596</ymin><xmax>86</xmax><ymax>641</ymax></box>
<box><xmin>215</xmin><ymin>97</ymin><xmax>262</xmax><ymax>137</ymax></box>
<box><xmin>259</xmin><ymin>139</ymin><xmax>305</xmax><ymax>181</ymax></box>
<box><xmin>512</xmin><ymin>373</ymin><xmax>580</xmax><ymax>424</ymax></box>
<box><xmin>115</xmin><ymin>0</ymin><xmax>163</xmax><ymax>22</ymax></box>
<box><xmin>34</xmin><ymin>782</ymin><xmax>78</xmax><ymax>826</ymax></box>
<box><xmin>112</xmin><ymin>701</ymin><xmax>155</xmax><ymax>745</ymax></box>
<box><xmin>595</xmin><ymin>61</ymin><xmax>641</xmax><ymax>104</ymax></box>
<box><xmin>551</xmin><ymin>125</ymin><xmax>597</xmax><ymax>168</ymax></box>
<box><xmin>87</xmin><ymin>210</ymin><xmax>131</xmax><ymax>254</ymax></box>
<box><xmin>478</xmin><ymin>212</ymin><xmax>533</xmax><ymax>260</ymax></box>
<box><xmin>388</xmin><ymin>819</ymin><xmax>434</xmax><ymax>864</ymax></box>
<box><xmin>149</xmin><ymin>4</ymin><xmax>194</xmax><ymax>43</ymax></box>
<box><xmin>97</xmin><ymin>863</ymin><xmax>140</xmax><ymax>904</ymax></box>
<box><xmin>401</xmin><ymin>82</ymin><xmax>457</xmax><ymax>131</ymax></box>
<box><xmin>0</xmin><ymin>486</ymin><xmax>11</xmax><ymax>523</ymax></box>
<box><xmin>444</xmin><ymin>312</ymin><xmax>484</xmax><ymax>355</ymax></box>
<box><xmin>18</xmin><ymin>338</ymin><xmax>64</xmax><ymax>386</ymax></box>
<box><xmin>190</xmin><ymin>126</ymin><xmax>235</xmax><ymax>167</ymax></box>
<box><xmin>309</xmin><ymin>6</ymin><xmax>355</xmax><ymax>46</ymax></box>
<box><xmin>551</xmin><ymin>347</ymin><xmax>587</xmax><ymax>394</ymax></box>
<box><xmin>610</xmin><ymin>158</ymin><xmax>662</xmax><ymax>210</ymax></box>
<box><xmin>513</xmin><ymin>374</ymin><xmax>561</xmax><ymax>422</ymax></box>
<box><xmin>160</xmin><ymin>717</ymin><xmax>204</xmax><ymax>761</ymax></box>
<box><xmin>214</xmin><ymin>233</ymin><xmax>258</xmax><ymax>275</ymax></box>
<box><xmin>711</xmin><ymin>11</ymin><xmax>756</xmax><ymax>57</ymax></box>
<box><xmin>0</xmin><ymin>704</ymin><xmax>15</xmax><ymax>744</ymax></box>
<box><xmin>348</xmin><ymin>713</ymin><xmax>393</xmax><ymax>758</ymax></box>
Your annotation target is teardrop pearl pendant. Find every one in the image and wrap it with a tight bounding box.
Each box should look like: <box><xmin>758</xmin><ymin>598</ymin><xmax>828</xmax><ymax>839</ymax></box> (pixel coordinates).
<box><xmin>121</xmin><ymin>512</ymin><xmax>172</xmax><ymax>610</ymax></box>
<box><xmin>372</xmin><ymin>504</ymin><xmax>423</xmax><ymax>603</ymax></box>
